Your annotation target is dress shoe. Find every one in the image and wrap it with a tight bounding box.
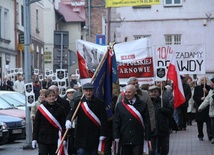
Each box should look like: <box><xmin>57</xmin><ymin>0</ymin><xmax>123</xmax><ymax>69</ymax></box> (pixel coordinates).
<box><xmin>199</xmin><ymin>138</ymin><xmax>203</xmax><ymax>141</ymax></box>
<box><xmin>177</xmin><ymin>127</ymin><xmax>182</xmax><ymax>131</ymax></box>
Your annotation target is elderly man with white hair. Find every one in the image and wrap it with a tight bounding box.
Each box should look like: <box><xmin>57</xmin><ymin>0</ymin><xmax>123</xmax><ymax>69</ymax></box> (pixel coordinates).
<box><xmin>114</xmin><ymin>85</ymin><xmax>151</xmax><ymax>155</ymax></box>
<box><xmin>116</xmin><ymin>77</ymin><xmax>156</xmax><ymax>132</ymax></box>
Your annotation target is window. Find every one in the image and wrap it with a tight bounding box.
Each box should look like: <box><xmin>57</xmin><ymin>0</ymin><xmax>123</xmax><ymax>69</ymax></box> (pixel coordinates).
<box><xmin>0</xmin><ymin>7</ymin><xmax>2</xmax><ymax>38</ymax></box>
<box><xmin>4</xmin><ymin>9</ymin><xmax>9</xmax><ymax>39</ymax></box>
<box><xmin>165</xmin><ymin>34</ymin><xmax>181</xmax><ymax>45</ymax></box>
<box><xmin>164</xmin><ymin>0</ymin><xmax>182</xmax><ymax>6</ymax></box>
<box><xmin>1</xmin><ymin>8</ymin><xmax>9</xmax><ymax>40</ymax></box>
<box><xmin>21</xmin><ymin>5</ymin><xmax>24</xmax><ymax>26</ymax></box>
<box><xmin>36</xmin><ymin>9</ymin><xmax>39</xmax><ymax>33</ymax></box>
<box><xmin>16</xmin><ymin>2</ymin><xmax>19</xmax><ymax>25</ymax></box>
<box><xmin>134</xmin><ymin>35</ymin><xmax>151</xmax><ymax>40</ymax></box>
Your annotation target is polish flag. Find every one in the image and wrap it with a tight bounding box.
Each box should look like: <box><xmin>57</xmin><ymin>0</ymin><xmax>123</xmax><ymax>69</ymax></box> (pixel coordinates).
<box><xmin>167</xmin><ymin>52</ymin><xmax>186</xmax><ymax>108</ymax></box>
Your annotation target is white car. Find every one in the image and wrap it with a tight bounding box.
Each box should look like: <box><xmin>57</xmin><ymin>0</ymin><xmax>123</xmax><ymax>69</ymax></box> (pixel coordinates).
<box><xmin>0</xmin><ymin>91</ymin><xmax>26</xmax><ymax>110</ymax></box>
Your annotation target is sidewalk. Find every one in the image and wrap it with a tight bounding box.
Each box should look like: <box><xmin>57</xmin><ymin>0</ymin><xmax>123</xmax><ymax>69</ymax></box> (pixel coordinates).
<box><xmin>169</xmin><ymin>121</ymin><xmax>214</xmax><ymax>155</ymax></box>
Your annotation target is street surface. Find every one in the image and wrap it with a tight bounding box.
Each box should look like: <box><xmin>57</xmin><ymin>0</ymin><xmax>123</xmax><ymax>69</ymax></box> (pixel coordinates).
<box><xmin>0</xmin><ymin>121</ymin><xmax>214</xmax><ymax>155</ymax></box>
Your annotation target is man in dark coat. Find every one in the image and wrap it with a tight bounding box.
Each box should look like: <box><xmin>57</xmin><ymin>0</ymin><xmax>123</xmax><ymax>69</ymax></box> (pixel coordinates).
<box><xmin>42</xmin><ymin>77</ymin><xmax>53</xmax><ymax>89</ymax></box>
<box><xmin>1</xmin><ymin>76</ymin><xmax>14</xmax><ymax>91</ymax></box>
<box><xmin>176</xmin><ymin>75</ymin><xmax>191</xmax><ymax>130</ymax></box>
<box><xmin>148</xmin><ymin>85</ymin><xmax>174</xmax><ymax>155</ymax></box>
<box><xmin>33</xmin><ymin>80</ymin><xmax>41</xmax><ymax>101</ymax></box>
<box><xmin>193</xmin><ymin>77</ymin><xmax>212</xmax><ymax>141</ymax></box>
<box><xmin>113</xmin><ymin>85</ymin><xmax>151</xmax><ymax>155</ymax></box>
<box><xmin>66</xmin><ymin>83</ymin><xmax>108</xmax><ymax>155</ymax></box>
<box><xmin>69</xmin><ymin>74</ymin><xmax>78</xmax><ymax>88</ymax></box>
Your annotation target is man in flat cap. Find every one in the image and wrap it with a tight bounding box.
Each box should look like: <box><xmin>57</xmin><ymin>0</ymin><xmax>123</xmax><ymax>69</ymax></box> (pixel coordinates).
<box><xmin>148</xmin><ymin>85</ymin><xmax>174</xmax><ymax>155</ymax></box>
<box><xmin>66</xmin><ymin>83</ymin><xmax>108</xmax><ymax>155</ymax></box>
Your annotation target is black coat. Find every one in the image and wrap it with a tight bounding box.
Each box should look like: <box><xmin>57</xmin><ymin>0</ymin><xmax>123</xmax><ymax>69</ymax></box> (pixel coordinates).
<box><xmin>33</xmin><ymin>85</ymin><xmax>41</xmax><ymax>101</ymax></box>
<box><xmin>67</xmin><ymin>96</ymin><xmax>108</xmax><ymax>149</ymax></box>
<box><xmin>70</xmin><ymin>79</ymin><xmax>77</xmax><ymax>88</ymax></box>
<box><xmin>151</xmin><ymin>96</ymin><xmax>174</xmax><ymax>136</ymax></box>
<box><xmin>42</xmin><ymin>81</ymin><xmax>52</xmax><ymax>89</ymax></box>
<box><xmin>57</xmin><ymin>96</ymin><xmax>71</xmax><ymax>116</ymax></box>
<box><xmin>193</xmin><ymin>84</ymin><xmax>210</xmax><ymax>122</ymax></box>
<box><xmin>180</xmin><ymin>83</ymin><xmax>192</xmax><ymax>107</ymax></box>
<box><xmin>113</xmin><ymin>96</ymin><xmax>151</xmax><ymax>145</ymax></box>
<box><xmin>33</xmin><ymin>101</ymin><xmax>66</xmax><ymax>144</ymax></box>
<box><xmin>1</xmin><ymin>80</ymin><xmax>14</xmax><ymax>91</ymax></box>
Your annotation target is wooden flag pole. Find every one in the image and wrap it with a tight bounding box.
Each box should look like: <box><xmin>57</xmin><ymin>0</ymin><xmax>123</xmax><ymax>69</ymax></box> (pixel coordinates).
<box><xmin>55</xmin><ymin>44</ymin><xmax>111</xmax><ymax>154</ymax></box>
<box><xmin>203</xmin><ymin>76</ymin><xmax>206</xmax><ymax>97</ymax></box>
<box><xmin>161</xmin><ymin>82</ymin><xmax>163</xmax><ymax>107</ymax></box>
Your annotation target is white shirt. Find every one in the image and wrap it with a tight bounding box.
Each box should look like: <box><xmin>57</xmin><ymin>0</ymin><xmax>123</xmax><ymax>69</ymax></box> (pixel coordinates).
<box><xmin>13</xmin><ymin>80</ymin><xmax>25</xmax><ymax>94</ymax></box>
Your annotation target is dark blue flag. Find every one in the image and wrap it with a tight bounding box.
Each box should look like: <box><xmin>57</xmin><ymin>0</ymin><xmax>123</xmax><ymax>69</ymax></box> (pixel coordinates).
<box><xmin>93</xmin><ymin>48</ymin><xmax>119</xmax><ymax>119</ymax></box>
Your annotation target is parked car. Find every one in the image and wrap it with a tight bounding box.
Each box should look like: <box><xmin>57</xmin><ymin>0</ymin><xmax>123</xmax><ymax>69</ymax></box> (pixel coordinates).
<box><xmin>0</xmin><ymin>91</ymin><xmax>26</xmax><ymax>110</ymax></box>
<box><xmin>0</xmin><ymin>121</ymin><xmax>9</xmax><ymax>145</ymax></box>
<box><xmin>0</xmin><ymin>115</ymin><xmax>25</xmax><ymax>143</ymax></box>
<box><xmin>0</xmin><ymin>96</ymin><xmax>25</xmax><ymax>119</ymax></box>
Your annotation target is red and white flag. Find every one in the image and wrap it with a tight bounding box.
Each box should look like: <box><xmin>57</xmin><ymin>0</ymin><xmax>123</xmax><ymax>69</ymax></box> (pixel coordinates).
<box><xmin>167</xmin><ymin>52</ymin><xmax>186</xmax><ymax>108</ymax></box>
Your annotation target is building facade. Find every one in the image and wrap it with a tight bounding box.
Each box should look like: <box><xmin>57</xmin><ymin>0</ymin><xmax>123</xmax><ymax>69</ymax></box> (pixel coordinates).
<box><xmin>108</xmin><ymin>0</ymin><xmax>214</xmax><ymax>76</ymax></box>
<box><xmin>0</xmin><ymin>0</ymin><xmax>17</xmax><ymax>79</ymax></box>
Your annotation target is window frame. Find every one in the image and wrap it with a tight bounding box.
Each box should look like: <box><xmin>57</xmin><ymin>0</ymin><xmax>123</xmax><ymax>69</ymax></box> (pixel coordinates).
<box><xmin>164</xmin><ymin>34</ymin><xmax>182</xmax><ymax>45</ymax></box>
<box><xmin>36</xmin><ymin>9</ymin><xmax>40</xmax><ymax>33</ymax></box>
<box><xmin>164</xmin><ymin>0</ymin><xmax>183</xmax><ymax>7</ymax></box>
<box><xmin>21</xmin><ymin>5</ymin><xmax>24</xmax><ymax>26</ymax></box>
<box><xmin>3</xmin><ymin>8</ymin><xmax>9</xmax><ymax>40</ymax></box>
<box><xmin>134</xmin><ymin>35</ymin><xmax>151</xmax><ymax>40</ymax></box>
<box><xmin>0</xmin><ymin>7</ymin><xmax>2</xmax><ymax>38</ymax></box>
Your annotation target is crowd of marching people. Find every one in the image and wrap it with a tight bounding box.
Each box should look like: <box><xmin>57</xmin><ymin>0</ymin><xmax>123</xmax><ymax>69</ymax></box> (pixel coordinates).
<box><xmin>1</xmin><ymin>73</ymin><xmax>214</xmax><ymax>155</ymax></box>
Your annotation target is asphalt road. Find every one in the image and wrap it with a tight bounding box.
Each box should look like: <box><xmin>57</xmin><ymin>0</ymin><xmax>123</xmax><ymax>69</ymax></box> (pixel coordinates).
<box><xmin>0</xmin><ymin>140</ymin><xmax>37</xmax><ymax>155</ymax></box>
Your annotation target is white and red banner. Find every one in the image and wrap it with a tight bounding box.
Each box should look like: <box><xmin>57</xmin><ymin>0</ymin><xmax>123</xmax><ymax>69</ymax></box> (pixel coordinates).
<box><xmin>154</xmin><ymin>44</ymin><xmax>206</xmax><ymax>75</ymax></box>
<box><xmin>114</xmin><ymin>39</ymin><xmax>154</xmax><ymax>84</ymax></box>
<box><xmin>76</xmin><ymin>40</ymin><xmax>107</xmax><ymax>84</ymax></box>
<box><xmin>76</xmin><ymin>40</ymin><xmax>205</xmax><ymax>85</ymax></box>
<box><xmin>76</xmin><ymin>38</ymin><xmax>154</xmax><ymax>85</ymax></box>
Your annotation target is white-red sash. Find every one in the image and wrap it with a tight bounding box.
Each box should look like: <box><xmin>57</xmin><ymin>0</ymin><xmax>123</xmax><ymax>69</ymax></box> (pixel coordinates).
<box><xmin>111</xmin><ymin>140</ymin><xmax>119</xmax><ymax>155</ymax></box>
<box><xmin>98</xmin><ymin>136</ymin><xmax>106</xmax><ymax>153</ymax></box>
<box><xmin>81</xmin><ymin>102</ymin><xmax>101</xmax><ymax>127</ymax></box>
<box><xmin>38</xmin><ymin>104</ymin><xmax>68</xmax><ymax>155</ymax></box>
<box><xmin>122</xmin><ymin>100</ymin><xmax>144</xmax><ymax>128</ymax></box>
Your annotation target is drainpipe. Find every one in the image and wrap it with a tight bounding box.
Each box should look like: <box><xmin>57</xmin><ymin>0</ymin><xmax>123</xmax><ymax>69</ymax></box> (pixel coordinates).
<box><xmin>107</xmin><ymin>8</ymin><xmax>111</xmax><ymax>44</ymax></box>
<box><xmin>14</xmin><ymin>0</ymin><xmax>19</xmax><ymax>67</ymax></box>
<box><xmin>55</xmin><ymin>16</ymin><xmax>63</xmax><ymax>30</ymax></box>
<box><xmin>88</xmin><ymin>0</ymin><xmax>91</xmax><ymax>38</ymax></box>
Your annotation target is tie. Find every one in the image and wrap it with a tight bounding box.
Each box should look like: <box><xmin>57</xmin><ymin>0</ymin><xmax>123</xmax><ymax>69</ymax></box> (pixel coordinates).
<box><xmin>129</xmin><ymin>100</ymin><xmax>133</xmax><ymax>105</ymax></box>
<box><xmin>87</xmin><ymin>99</ymin><xmax>92</xmax><ymax>107</ymax></box>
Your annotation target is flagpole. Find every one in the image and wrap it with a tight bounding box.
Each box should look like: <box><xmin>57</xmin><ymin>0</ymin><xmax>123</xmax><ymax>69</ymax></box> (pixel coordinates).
<box><xmin>55</xmin><ymin>44</ymin><xmax>112</xmax><ymax>154</ymax></box>
<box><xmin>161</xmin><ymin>82</ymin><xmax>163</xmax><ymax>107</ymax></box>
<box><xmin>203</xmin><ymin>76</ymin><xmax>206</xmax><ymax>97</ymax></box>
